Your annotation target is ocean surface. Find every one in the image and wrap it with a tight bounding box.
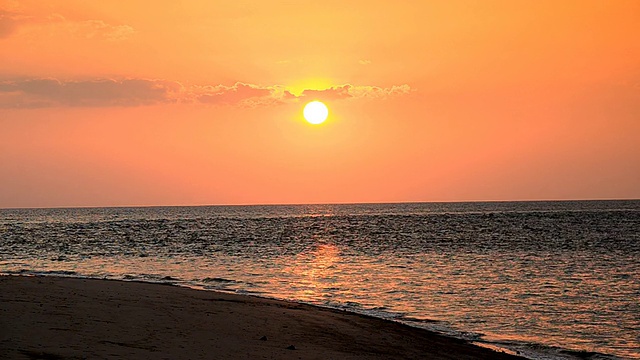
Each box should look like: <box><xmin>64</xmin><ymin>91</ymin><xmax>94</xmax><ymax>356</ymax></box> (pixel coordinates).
<box><xmin>1</xmin><ymin>201</ymin><xmax>639</xmax><ymax>359</ymax></box>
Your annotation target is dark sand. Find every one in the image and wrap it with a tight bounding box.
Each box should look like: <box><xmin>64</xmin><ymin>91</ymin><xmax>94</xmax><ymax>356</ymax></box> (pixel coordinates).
<box><xmin>0</xmin><ymin>276</ymin><xmax>526</xmax><ymax>359</ymax></box>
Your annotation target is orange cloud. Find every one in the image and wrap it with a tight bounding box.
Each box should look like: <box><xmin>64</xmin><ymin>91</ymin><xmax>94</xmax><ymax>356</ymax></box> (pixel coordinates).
<box><xmin>301</xmin><ymin>84</ymin><xmax>412</xmax><ymax>101</ymax></box>
<box><xmin>195</xmin><ymin>82</ymin><xmax>273</xmax><ymax>105</ymax></box>
<box><xmin>301</xmin><ymin>85</ymin><xmax>352</xmax><ymax>101</ymax></box>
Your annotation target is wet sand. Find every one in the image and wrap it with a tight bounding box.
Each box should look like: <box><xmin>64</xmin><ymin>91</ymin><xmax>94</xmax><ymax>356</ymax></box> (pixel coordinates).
<box><xmin>0</xmin><ymin>275</ymin><xmax>526</xmax><ymax>359</ymax></box>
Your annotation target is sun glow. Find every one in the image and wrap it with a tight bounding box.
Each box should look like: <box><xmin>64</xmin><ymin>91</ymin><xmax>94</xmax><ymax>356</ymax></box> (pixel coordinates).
<box><xmin>303</xmin><ymin>101</ymin><xmax>329</xmax><ymax>125</ymax></box>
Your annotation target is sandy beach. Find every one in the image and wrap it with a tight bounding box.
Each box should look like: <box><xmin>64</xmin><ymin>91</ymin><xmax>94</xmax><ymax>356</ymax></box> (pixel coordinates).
<box><xmin>0</xmin><ymin>275</ymin><xmax>527</xmax><ymax>359</ymax></box>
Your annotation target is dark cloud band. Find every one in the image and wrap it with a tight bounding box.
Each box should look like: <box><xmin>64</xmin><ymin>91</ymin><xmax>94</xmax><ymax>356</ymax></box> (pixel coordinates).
<box><xmin>0</xmin><ymin>78</ymin><xmax>412</xmax><ymax>109</ymax></box>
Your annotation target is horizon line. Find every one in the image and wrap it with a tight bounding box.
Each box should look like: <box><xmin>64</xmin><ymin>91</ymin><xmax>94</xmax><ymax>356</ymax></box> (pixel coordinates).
<box><xmin>2</xmin><ymin>197</ymin><xmax>639</xmax><ymax>211</ymax></box>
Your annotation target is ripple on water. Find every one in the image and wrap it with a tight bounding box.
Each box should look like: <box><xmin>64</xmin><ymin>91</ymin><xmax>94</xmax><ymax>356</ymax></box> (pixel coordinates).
<box><xmin>1</xmin><ymin>201</ymin><xmax>639</xmax><ymax>359</ymax></box>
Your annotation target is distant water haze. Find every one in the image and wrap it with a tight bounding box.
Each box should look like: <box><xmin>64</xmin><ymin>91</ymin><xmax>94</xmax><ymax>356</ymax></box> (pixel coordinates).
<box><xmin>1</xmin><ymin>201</ymin><xmax>639</xmax><ymax>359</ymax></box>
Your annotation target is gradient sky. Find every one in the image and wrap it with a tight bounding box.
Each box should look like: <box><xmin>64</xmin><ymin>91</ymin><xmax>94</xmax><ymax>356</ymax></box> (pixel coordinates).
<box><xmin>1</xmin><ymin>0</ymin><xmax>639</xmax><ymax>208</ymax></box>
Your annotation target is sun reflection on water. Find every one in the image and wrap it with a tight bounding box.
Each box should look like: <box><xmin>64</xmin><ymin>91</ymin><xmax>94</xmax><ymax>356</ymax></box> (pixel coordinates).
<box><xmin>282</xmin><ymin>243</ymin><xmax>341</xmax><ymax>301</ymax></box>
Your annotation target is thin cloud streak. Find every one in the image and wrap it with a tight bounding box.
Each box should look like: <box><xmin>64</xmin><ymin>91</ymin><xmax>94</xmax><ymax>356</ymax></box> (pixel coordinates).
<box><xmin>46</xmin><ymin>14</ymin><xmax>135</xmax><ymax>41</ymax></box>
<box><xmin>0</xmin><ymin>7</ymin><xmax>135</xmax><ymax>41</ymax></box>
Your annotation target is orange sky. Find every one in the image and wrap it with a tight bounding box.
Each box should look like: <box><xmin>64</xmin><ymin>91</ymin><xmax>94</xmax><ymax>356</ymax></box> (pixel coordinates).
<box><xmin>1</xmin><ymin>0</ymin><xmax>639</xmax><ymax>207</ymax></box>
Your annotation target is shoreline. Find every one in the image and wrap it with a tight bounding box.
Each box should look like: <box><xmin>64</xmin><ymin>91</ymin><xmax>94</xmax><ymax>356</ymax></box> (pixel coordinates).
<box><xmin>0</xmin><ymin>275</ymin><xmax>527</xmax><ymax>359</ymax></box>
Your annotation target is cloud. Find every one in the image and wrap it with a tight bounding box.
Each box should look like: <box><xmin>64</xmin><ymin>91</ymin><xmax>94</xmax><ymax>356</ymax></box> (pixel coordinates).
<box><xmin>193</xmin><ymin>82</ymin><xmax>302</xmax><ymax>108</ymax></box>
<box><xmin>0</xmin><ymin>78</ymin><xmax>183</xmax><ymax>108</ymax></box>
<box><xmin>301</xmin><ymin>84</ymin><xmax>412</xmax><ymax>101</ymax></box>
<box><xmin>195</xmin><ymin>82</ymin><xmax>272</xmax><ymax>105</ymax></box>
<box><xmin>0</xmin><ymin>78</ymin><xmax>413</xmax><ymax>109</ymax></box>
<box><xmin>47</xmin><ymin>15</ymin><xmax>135</xmax><ymax>41</ymax></box>
<box><xmin>300</xmin><ymin>85</ymin><xmax>352</xmax><ymax>101</ymax></box>
<box><xmin>0</xmin><ymin>8</ymin><xmax>134</xmax><ymax>41</ymax></box>
<box><xmin>359</xmin><ymin>59</ymin><xmax>372</xmax><ymax>65</ymax></box>
<box><xmin>0</xmin><ymin>17</ymin><xmax>16</xmax><ymax>38</ymax></box>
<box><xmin>0</xmin><ymin>9</ymin><xmax>24</xmax><ymax>38</ymax></box>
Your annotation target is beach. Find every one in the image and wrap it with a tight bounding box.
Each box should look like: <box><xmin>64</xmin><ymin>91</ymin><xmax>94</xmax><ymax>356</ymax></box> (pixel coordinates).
<box><xmin>2</xmin><ymin>203</ymin><xmax>638</xmax><ymax>358</ymax></box>
<box><xmin>0</xmin><ymin>275</ymin><xmax>526</xmax><ymax>359</ymax></box>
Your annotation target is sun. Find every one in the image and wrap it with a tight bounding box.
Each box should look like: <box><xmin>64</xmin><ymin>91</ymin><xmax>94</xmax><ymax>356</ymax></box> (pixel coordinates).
<box><xmin>303</xmin><ymin>101</ymin><xmax>329</xmax><ymax>124</ymax></box>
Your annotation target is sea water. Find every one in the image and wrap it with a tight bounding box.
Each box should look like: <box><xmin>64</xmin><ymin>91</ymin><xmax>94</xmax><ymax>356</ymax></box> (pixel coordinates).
<box><xmin>1</xmin><ymin>201</ymin><xmax>638</xmax><ymax>359</ymax></box>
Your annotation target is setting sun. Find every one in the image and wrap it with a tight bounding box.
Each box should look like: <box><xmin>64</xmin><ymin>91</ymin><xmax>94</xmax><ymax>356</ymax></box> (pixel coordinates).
<box><xmin>303</xmin><ymin>101</ymin><xmax>329</xmax><ymax>125</ymax></box>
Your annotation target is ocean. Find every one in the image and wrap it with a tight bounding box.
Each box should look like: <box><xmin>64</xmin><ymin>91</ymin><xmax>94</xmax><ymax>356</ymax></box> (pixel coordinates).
<box><xmin>1</xmin><ymin>201</ymin><xmax>638</xmax><ymax>359</ymax></box>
